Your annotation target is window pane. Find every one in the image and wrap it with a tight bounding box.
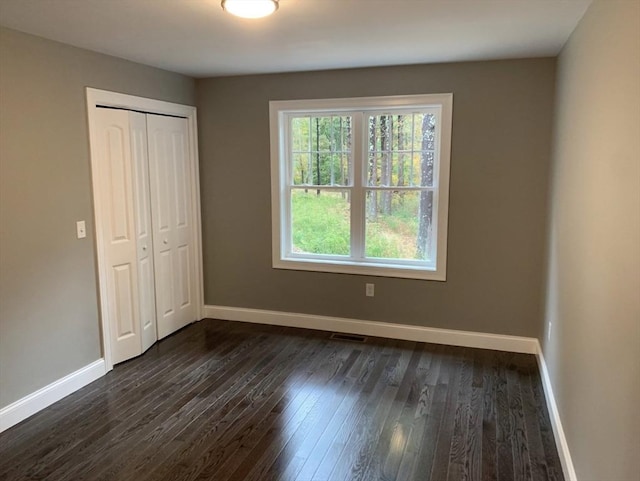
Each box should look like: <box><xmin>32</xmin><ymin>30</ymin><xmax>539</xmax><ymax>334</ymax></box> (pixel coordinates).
<box><xmin>412</xmin><ymin>113</ymin><xmax>436</xmax><ymax>152</ymax></box>
<box><xmin>291</xmin><ymin>189</ymin><xmax>350</xmax><ymax>256</ymax></box>
<box><xmin>292</xmin><ymin>153</ymin><xmax>312</xmax><ymax>185</ymax></box>
<box><xmin>291</xmin><ymin>115</ymin><xmax>351</xmax><ymax>186</ymax></box>
<box><xmin>291</xmin><ymin>117</ymin><xmax>310</xmax><ymax>152</ymax></box>
<box><xmin>368</xmin><ymin>112</ymin><xmax>436</xmax><ymax>187</ymax></box>
<box><xmin>365</xmin><ymin>190</ymin><xmax>434</xmax><ymax>261</ymax></box>
<box><xmin>366</xmin><ymin>154</ymin><xmax>383</xmax><ymax>186</ymax></box>
<box><xmin>412</xmin><ymin>151</ymin><xmax>435</xmax><ymax>187</ymax></box>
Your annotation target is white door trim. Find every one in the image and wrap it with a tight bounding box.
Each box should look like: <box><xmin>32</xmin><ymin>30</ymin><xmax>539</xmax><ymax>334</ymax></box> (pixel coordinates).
<box><xmin>86</xmin><ymin>88</ymin><xmax>204</xmax><ymax>372</ymax></box>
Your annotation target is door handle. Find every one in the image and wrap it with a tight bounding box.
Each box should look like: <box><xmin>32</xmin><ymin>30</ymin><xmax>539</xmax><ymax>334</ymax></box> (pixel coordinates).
<box><xmin>142</xmin><ymin>245</ymin><xmax>147</xmax><ymax>251</ymax></box>
<box><xmin>163</xmin><ymin>239</ymin><xmax>168</xmax><ymax>245</ymax></box>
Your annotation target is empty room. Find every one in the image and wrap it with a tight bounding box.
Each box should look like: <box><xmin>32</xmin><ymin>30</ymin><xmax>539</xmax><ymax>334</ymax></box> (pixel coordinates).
<box><xmin>0</xmin><ymin>1</ymin><xmax>638</xmax><ymax>480</ymax></box>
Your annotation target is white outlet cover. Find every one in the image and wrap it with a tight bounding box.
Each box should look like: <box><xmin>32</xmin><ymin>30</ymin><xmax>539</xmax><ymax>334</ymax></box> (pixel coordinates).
<box><xmin>366</xmin><ymin>283</ymin><xmax>375</xmax><ymax>297</ymax></box>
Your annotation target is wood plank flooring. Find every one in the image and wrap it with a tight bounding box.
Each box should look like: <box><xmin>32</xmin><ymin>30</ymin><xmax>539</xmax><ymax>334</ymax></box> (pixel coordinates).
<box><xmin>0</xmin><ymin>319</ymin><xmax>564</xmax><ymax>481</ymax></box>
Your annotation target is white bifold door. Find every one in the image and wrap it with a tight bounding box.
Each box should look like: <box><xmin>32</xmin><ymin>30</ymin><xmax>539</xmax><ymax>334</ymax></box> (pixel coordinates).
<box><xmin>94</xmin><ymin>108</ymin><xmax>197</xmax><ymax>364</ymax></box>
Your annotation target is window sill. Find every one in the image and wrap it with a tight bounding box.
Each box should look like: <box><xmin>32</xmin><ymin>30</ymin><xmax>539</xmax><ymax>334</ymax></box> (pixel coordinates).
<box><xmin>273</xmin><ymin>258</ymin><xmax>446</xmax><ymax>281</ymax></box>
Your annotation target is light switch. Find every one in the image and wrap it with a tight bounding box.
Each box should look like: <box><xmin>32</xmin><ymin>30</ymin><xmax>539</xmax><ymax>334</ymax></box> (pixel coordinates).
<box><xmin>76</xmin><ymin>220</ymin><xmax>86</xmax><ymax>239</ymax></box>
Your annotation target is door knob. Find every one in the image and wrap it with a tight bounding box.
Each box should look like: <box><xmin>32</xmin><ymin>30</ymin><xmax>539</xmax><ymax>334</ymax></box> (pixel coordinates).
<box><xmin>142</xmin><ymin>245</ymin><xmax>147</xmax><ymax>251</ymax></box>
<box><xmin>163</xmin><ymin>239</ymin><xmax>168</xmax><ymax>245</ymax></box>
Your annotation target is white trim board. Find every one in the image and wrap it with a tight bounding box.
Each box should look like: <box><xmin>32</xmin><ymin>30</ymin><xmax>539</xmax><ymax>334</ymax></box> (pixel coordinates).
<box><xmin>0</xmin><ymin>359</ymin><xmax>106</xmax><ymax>433</ymax></box>
<box><xmin>203</xmin><ymin>305</ymin><xmax>538</xmax><ymax>354</ymax></box>
<box><xmin>535</xmin><ymin>342</ymin><xmax>578</xmax><ymax>481</ymax></box>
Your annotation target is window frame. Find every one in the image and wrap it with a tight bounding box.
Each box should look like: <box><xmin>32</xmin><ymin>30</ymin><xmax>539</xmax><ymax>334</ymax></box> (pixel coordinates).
<box><xmin>269</xmin><ymin>93</ymin><xmax>453</xmax><ymax>281</ymax></box>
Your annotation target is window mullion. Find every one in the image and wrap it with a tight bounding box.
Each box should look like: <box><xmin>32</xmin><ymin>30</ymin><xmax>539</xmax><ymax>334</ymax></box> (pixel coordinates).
<box><xmin>350</xmin><ymin>112</ymin><xmax>365</xmax><ymax>260</ymax></box>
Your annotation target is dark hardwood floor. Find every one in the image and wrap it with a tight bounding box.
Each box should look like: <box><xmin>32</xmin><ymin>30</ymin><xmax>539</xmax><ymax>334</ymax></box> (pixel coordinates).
<box><xmin>0</xmin><ymin>319</ymin><xmax>563</xmax><ymax>481</ymax></box>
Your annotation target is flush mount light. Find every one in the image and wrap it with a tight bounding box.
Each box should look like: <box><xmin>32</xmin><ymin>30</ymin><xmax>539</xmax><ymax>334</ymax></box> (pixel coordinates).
<box><xmin>222</xmin><ymin>0</ymin><xmax>279</xmax><ymax>19</ymax></box>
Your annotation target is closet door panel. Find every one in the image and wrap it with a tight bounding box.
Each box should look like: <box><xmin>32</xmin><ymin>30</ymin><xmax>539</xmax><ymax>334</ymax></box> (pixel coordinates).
<box><xmin>95</xmin><ymin>108</ymin><xmax>142</xmax><ymax>364</ymax></box>
<box><xmin>177</xmin><ymin>245</ymin><xmax>192</xmax><ymax>308</ymax></box>
<box><xmin>113</xmin><ymin>263</ymin><xmax>136</xmax><ymax>339</ymax></box>
<box><xmin>138</xmin><ymin>256</ymin><xmax>156</xmax><ymax>337</ymax></box>
<box><xmin>147</xmin><ymin>115</ymin><xmax>196</xmax><ymax>339</ymax></box>
<box><xmin>157</xmin><ymin>249</ymin><xmax>175</xmax><ymax>316</ymax></box>
<box><xmin>130</xmin><ymin>112</ymin><xmax>157</xmax><ymax>353</ymax></box>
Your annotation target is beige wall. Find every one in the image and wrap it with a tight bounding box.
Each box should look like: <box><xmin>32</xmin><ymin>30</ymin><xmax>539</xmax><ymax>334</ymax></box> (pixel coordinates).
<box><xmin>542</xmin><ymin>1</ymin><xmax>640</xmax><ymax>479</ymax></box>
<box><xmin>197</xmin><ymin>58</ymin><xmax>555</xmax><ymax>338</ymax></box>
<box><xmin>0</xmin><ymin>27</ymin><xmax>195</xmax><ymax>408</ymax></box>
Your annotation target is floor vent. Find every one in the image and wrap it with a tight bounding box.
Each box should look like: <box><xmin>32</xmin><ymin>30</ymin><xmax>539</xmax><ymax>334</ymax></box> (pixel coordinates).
<box><xmin>330</xmin><ymin>332</ymin><xmax>368</xmax><ymax>343</ymax></box>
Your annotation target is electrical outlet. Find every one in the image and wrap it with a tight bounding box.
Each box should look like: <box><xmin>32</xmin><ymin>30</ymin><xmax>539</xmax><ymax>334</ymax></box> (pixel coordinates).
<box><xmin>76</xmin><ymin>220</ymin><xmax>86</xmax><ymax>239</ymax></box>
<box><xmin>366</xmin><ymin>283</ymin><xmax>375</xmax><ymax>297</ymax></box>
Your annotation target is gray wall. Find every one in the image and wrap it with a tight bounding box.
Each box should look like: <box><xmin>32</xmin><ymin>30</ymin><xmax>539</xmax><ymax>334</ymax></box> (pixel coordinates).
<box><xmin>0</xmin><ymin>27</ymin><xmax>195</xmax><ymax>408</ymax></box>
<box><xmin>197</xmin><ymin>58</ymin><xmax>555</xmax><ymax>338</ymax></box>
<box><xmin>542</xmin><ymin>1</ymin><xmax>640</xmax><ymax>479</ymax></box>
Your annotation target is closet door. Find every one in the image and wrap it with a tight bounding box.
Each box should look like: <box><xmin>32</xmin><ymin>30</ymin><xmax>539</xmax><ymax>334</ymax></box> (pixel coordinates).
<box><xmin>94</xmin><ymin>108</ymin><xmax>143</xmax><ymax>364</ymax></box>
<box><xmin>129</xmin><ymin>112</ymin><xmax>158</xmax><ymax>353</ymax></box>
<box><xmin>147</xmin><ymin>115</ymin><xmax>197</xmax><ymax>339</ymax></box>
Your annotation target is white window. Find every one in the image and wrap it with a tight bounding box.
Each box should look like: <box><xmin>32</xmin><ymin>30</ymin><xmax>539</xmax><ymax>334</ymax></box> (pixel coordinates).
<box><xmin>269</xmin><ymin>94</ymin><xmax>452</xmax><ymax>281</ymax></box>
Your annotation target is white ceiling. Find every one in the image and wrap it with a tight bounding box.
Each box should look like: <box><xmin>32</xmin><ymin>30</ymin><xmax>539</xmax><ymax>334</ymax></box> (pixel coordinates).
<box><xmin>0</xmin><ymin>0</ymin><xmax>592</xmax><ymax>78</ymax></box>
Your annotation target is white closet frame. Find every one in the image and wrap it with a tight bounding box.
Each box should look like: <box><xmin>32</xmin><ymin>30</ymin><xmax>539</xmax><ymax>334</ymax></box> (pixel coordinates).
<box><xmin>86</xmin><ymin>88</ymin><xmax>204</xmax><ymax>373</ymax></box>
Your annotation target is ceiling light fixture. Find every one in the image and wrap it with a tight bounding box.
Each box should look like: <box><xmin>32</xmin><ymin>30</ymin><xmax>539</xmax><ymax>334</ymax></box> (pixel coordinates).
<box><xmin>221</xmin><ymin>0</ymin><xmax>279</xmax><ymax>19</ymax></box>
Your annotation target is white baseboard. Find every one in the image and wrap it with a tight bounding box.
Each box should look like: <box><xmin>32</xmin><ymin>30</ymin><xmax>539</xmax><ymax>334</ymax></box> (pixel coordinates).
<box><xmin>0</xmin><ymin>359</ymin><xmax>106</xmax><ymax>433</ymax></box>
<box><xmin>203</xmin><ymin>305</ymin><xmax>538</xmax><ymax>354</ymax></box>
<box><xmin>535</xmin><ymin>342</ymin><xmax>577</xmax><ymax>481</ymax></box>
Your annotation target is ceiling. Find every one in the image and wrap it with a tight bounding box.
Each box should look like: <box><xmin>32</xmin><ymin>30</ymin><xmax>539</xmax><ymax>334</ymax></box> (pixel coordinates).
<box><xmin>0</xmin><ymin>0</ymin><xmax>592</xmax><ymax>78</ymax></box>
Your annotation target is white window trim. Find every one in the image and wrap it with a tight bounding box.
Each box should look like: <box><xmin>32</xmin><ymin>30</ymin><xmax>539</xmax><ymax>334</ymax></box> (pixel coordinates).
<box><xmin>269</xmin><ymin>93</ymin><xmax>453</xmax><ymax>281</ymax></box>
